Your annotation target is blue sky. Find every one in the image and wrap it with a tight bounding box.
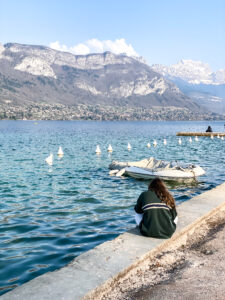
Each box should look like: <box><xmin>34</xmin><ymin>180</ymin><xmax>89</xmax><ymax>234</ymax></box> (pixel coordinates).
<box><xmin>0</xmin><ymin>0</ymin><xmax>224</xmax><ymax>70</ymax></box>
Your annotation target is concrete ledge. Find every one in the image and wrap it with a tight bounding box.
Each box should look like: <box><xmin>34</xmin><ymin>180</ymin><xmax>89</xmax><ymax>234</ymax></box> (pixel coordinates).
<box><xmin>2</xmin><ymin>183</ymin><xmax>225</xmax><ymax>300</ymax></box>
<box><xmin>176</xmin><ymin>132</ymin><xmax>225</xmax><ymax>136</ymax></box>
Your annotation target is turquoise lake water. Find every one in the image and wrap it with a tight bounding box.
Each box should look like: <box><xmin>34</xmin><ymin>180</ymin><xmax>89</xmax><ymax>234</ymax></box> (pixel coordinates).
<box><xmin>0</xmin><ymin>120</ymin><xmax>225</xmax><ymax>295</ymax></box>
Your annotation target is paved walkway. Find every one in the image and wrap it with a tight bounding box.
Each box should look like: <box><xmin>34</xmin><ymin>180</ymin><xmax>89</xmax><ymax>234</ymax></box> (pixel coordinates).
<box><xmin>102</xmin><ymin>209</ymin><xmax>225</xmax><ymax>300</ymax></box>
<box><xmin>135</xmin><ymin>222</ymin><xmax>225</xmax><ymax>300</ymax></box>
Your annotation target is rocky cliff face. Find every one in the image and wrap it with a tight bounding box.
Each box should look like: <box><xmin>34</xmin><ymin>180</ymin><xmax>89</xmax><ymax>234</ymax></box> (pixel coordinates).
<box><xmin>0</xmin><ymin>43</ymin><xmax>208</xmax><ymax>119</ymax></box>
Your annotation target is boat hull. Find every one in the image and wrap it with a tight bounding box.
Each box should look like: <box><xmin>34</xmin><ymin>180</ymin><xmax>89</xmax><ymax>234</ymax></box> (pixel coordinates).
<box><xmin>125</xmin><ymin>166</ymin><xmax>205</xmax><ymax>181</ymax></box>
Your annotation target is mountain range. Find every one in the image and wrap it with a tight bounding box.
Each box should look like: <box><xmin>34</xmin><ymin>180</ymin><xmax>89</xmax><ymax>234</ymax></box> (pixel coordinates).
<box><xmin>0</xmin><ymin>43</ymin><xmax>221</xmax><ymax>120</ymax></box>
<box><xmin>152</xmin><ymin>60</ymin><xmax>225</xmax><ymax>114</ymax></box>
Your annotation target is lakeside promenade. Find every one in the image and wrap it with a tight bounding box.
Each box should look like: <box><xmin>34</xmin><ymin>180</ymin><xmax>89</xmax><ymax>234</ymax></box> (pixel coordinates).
<box><xmin>2</xmin><ymin>182</ymin><xmax>225</xmax><ymax>300</ymax></box>
<box><xmin>128</xmin><ymin>215</ymin><xmax>225</xmax><ymax>300</ymax></box>
<box><xmin>98</xmin><ymin>204</ymin><xmax>225</xmax><ymax>299</ymax></box>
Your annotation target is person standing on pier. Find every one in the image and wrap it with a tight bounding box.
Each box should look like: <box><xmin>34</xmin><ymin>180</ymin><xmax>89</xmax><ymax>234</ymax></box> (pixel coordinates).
<box><xmin>134</xmin><ymin>178</ymin><xmax>177</xmax><ymax>239</ymax></box>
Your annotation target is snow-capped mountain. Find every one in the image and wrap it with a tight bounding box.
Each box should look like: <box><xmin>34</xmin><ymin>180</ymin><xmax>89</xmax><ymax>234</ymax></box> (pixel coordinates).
<box><xmin>152</xmin><ymin>59</ymin><xmax>225</xmax><ymax>85</ymax></box>
<box><xmin>152</xmin><ymin>60</ymin><xmax>225</xmax><ymax>114</ymax></box>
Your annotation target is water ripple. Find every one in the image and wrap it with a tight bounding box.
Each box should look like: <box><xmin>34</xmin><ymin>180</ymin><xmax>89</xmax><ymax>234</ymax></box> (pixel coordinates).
<box><xmin>0</xmin><ymin>120</ymin><xmax>225</xmax><ymax>295</ymax></box>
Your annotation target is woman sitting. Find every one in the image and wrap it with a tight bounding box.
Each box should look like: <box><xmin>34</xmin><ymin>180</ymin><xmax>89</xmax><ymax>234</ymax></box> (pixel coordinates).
<box><xmin>206</xmin><ymin>126</ymin><xmax>212</xmax><ymax>132</ymax></box>
<box><xmin>134</xmin><ymin>177</ymin><xmax>178</xmax><ymax>239</ymax></box>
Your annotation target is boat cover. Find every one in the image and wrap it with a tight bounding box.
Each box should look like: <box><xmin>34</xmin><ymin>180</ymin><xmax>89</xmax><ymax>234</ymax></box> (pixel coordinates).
<box><xmin>109</xmin><ymin>157</ymin><xmax>205</xmax><ymax>180</ymax></box>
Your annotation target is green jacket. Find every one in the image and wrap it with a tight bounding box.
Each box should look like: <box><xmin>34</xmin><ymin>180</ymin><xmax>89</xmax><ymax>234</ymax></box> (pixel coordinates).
<box><xmin>134</xmin><ymin>190</ymin><xmax>177</xmax><ymax>239</ymax></box>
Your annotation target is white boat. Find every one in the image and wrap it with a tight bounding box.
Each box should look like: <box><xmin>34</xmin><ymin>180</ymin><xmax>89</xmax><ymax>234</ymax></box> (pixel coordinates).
<box><xmin>109</xmin><ymin>157</ymin><xmax>205</xmax><ymax>181</ymax></box>
<box><xmin>125</xmin><ymin>165</ymin><xmax>205</xmax><ymax>180</ymax></box>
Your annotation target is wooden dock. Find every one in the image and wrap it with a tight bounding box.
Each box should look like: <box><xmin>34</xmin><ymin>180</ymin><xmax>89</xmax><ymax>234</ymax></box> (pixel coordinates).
<box><xmin>176</xmin><ymin>132</ymin><xmax>225</xmax><ymax>136</ymax></box>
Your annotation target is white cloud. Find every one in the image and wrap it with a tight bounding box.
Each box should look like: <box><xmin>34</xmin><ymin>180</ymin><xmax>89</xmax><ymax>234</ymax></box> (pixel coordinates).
<box><xmin>86</xmin><ymin>39</ymin><xmax>104</xmax><ymax>53</ymax></box>
<box><xmin>49</xmin><ymin>41</ymin><xmax>68</xmax><ymax>52</ymax></box>
<box><xmin>70</xmin><ymin>43</ymin><xmax>90</xmax><ymax>55</ymax></box>
<box><xmin>49</xmin><ymin>38</ymin><xmax>138</xmax><ymax>57</ymax></box>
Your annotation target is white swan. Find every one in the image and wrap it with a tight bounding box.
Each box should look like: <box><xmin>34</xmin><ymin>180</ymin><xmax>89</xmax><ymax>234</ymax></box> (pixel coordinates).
<box><xmin>147</xmin><ymin>142</ymin><xmax>151</xmax><ymax>148</ymax></box>
<box><xmin>95</xmin><ymin>145</ymin><xmax>101</xmax><ymax>154</ymax></box>
<box><xmin>189</xmin><ymin>137</ymin><xmax>192</xmax><ymax>143</ymax></box>
<box><xmin>178</xmin><ymin>138</ymin><xmax>182</xmax><ymax>145</ymax></box>
<box><xmin>195</xmin><ymin>136</ymin><xmax>199</xmax><ymax>142</ymax></box>
<box><xmin>57</xmin><ymin>146</ymin><xmax>64</xmax><ymax>157</ymax></box>
<box><xmin>217</xmin><ymin>134</ymin><xmax>220</xmax><ymax>139</ymax></box>
<box><xmin>221</xmin><ymin>136</ymin><xmax>224</xmax><ymax>140</ymax></box>
<box><xmin>153</xmin><ymin>140</ymin><xmax>157</xmax><ymax>147</ymax></box>
<box><xmin>163</xmin><ymin>139</ymin><xmax>167</xmax><ymax>145</ymax></box>
<box><xmin>45</xmin><ymin>153</ymin><xmax>53</xmax><ymax>166</ymax></box>
<box><xmin>107</xmin><ymin>144</ymin><xmax>113</xmax><ymax>152</ymax></box>
<box><xmin>211</xmin><ymin>134</ymin><xmax>214</xmax><ymax>139</ymax></box>
<box><xmin>127</xmin><ymin>143</ymin><xmax>132</xmax><ymax>150</ymax></box>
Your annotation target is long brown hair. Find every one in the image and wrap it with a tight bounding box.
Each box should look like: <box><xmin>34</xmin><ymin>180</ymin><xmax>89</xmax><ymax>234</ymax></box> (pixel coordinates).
<box><xmin>148</xmin><ymin>177</ymin><xmax>176</xmax><ymax>209</ymax></box>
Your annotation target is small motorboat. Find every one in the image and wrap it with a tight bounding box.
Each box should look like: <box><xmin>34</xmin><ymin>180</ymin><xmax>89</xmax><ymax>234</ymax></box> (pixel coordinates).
<box><xmin>109</xmin><ymin>157</ymin><xmax>205</xmax><ymax>181</ymax></box>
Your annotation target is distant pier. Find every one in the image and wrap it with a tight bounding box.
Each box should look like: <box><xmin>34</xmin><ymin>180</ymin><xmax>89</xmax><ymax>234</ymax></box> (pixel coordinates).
<box><xmin>176</xmin><ymin>132</ymin><xmax>225</xmax><ymax>136</ymax></box>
